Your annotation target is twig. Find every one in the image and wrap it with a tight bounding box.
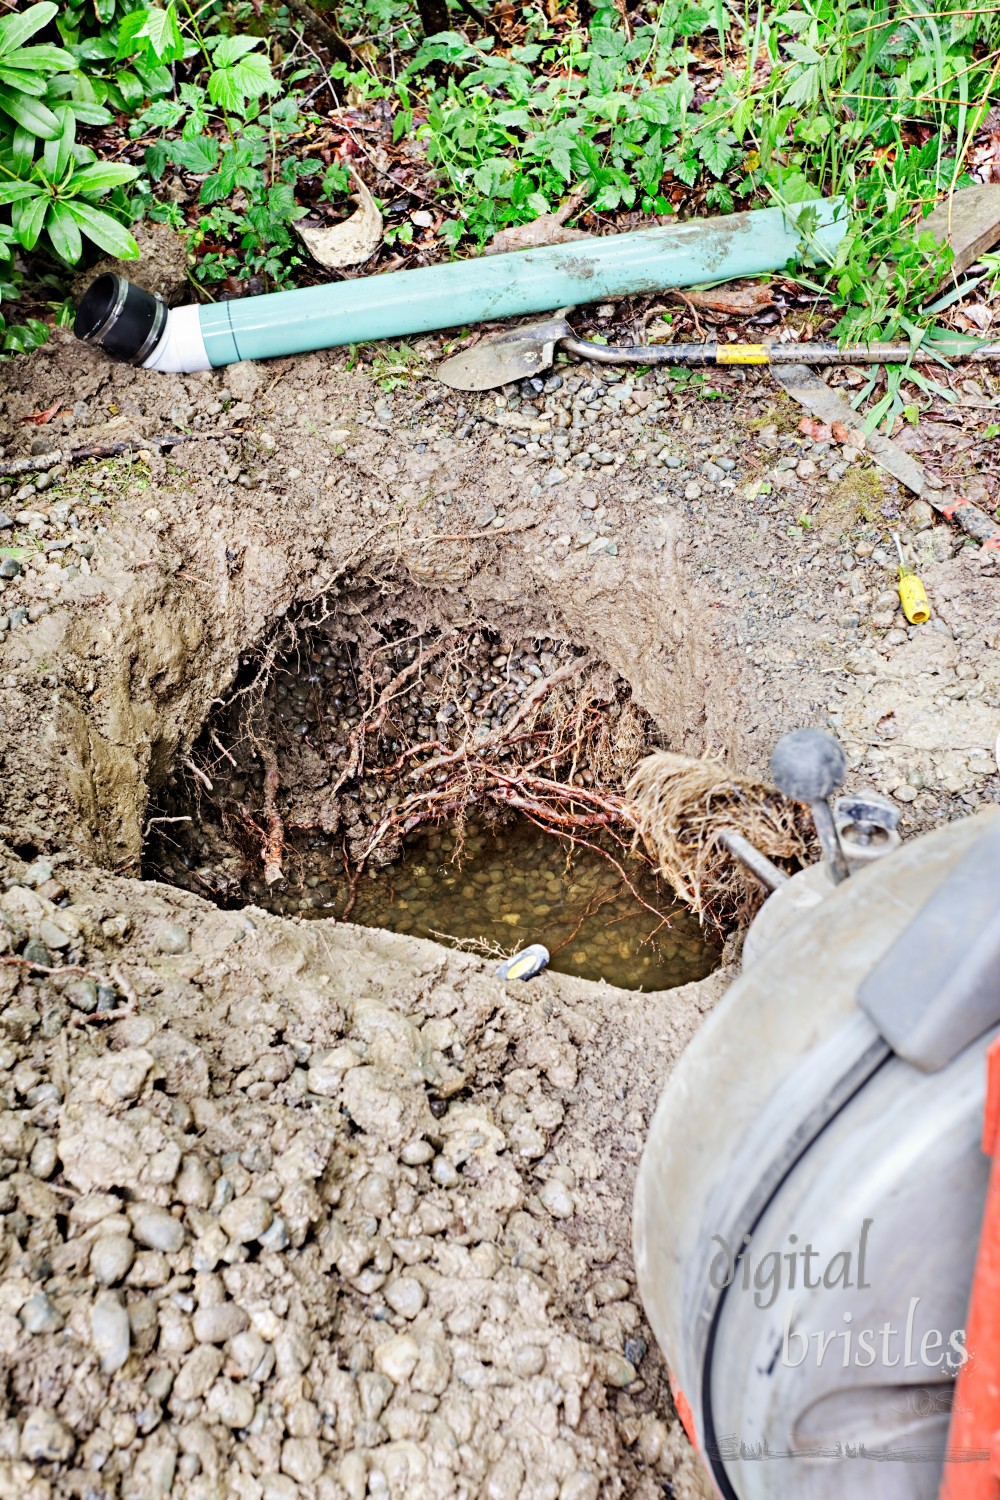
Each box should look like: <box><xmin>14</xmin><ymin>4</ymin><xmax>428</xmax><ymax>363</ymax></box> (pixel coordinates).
<box><xmin>0</xmin><ymin>430</ymin><xmax>244</xmax><ymax>478</ymax></box>
<box><xmin>1</xmin><ymin>953</ymin><xmax>139</xmax><ymax>1023</ymax></box>
<box><xmin>210</xmin><ymin>730</ymin><xmax>238</xmax><ymax>767</ymax></box>
<box><xmin>453</xmin><ymin>0</ymin><xmax>504</xmax><ymax>42</ymax></box>
<box><xmin>1</xmin><ymin>956</ymin><xmax>104</xmax><ymax>980</ymax></box>
<box><xmin>415</xmin><ymin>660</ymin><xmax>588</xmax><ymax>782</ymax></box>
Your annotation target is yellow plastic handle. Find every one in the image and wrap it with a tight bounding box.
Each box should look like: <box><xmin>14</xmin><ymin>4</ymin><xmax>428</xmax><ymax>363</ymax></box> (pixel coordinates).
<box><xmin>898</xmin><ymin>573</ymin><xmax>930</xmax><ymax>624</ymax></box>
<box><xmin>716</xmin><ymin>344</ymin><xmax>771</xmax><ymax>365</ymax></box>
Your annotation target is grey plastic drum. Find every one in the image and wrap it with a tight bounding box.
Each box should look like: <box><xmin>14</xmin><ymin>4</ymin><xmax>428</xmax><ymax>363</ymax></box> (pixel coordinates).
<box><xmin>634</xmin><ymin>810</ymin><xmax>998</xmax><ymax>1500</ymax></box>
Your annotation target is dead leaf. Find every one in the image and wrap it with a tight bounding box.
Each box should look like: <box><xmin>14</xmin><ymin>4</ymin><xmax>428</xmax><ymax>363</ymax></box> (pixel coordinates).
<box><xmin>485</xmin><ymin>215</ymin><xmax>590</xmax><ymax>256</ymax></box>
<box><xmin>831</xmin><ymin>420</ymin><xmax>866</xmax><ymax>449</ymax></box>
<box><xmin>683</xmin><ymin>283</ymin><xmax>775</xmax><ymax>316</ymax></box>
<box><xmin>956</xmin><ymin>302</ymin><xmax>993</xmax><ymax>331</ymax></box>
<box><xmin>20</xmin><ymin>402</ymin><xmax>61</xmax><ymax>426</ymax></box>
<box><xmin>798</xmin><ymin>416</ymin><xmax>831</xmax><ymax>442</ymax></box>
<box><xmin>295</xmin><ymin>163</ymin><xmax>382</xmax><ymax>270</ymax></box>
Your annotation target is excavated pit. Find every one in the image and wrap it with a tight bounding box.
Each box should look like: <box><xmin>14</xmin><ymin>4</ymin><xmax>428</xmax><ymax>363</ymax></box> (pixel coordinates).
<box><xmin>0</xmin><ymin>330</ymin><xmax>756</xmax><ymax>1500</ymax></box>
<box><xmin>145</xmin><ymin>598</ymin><xmax>722</xmax><ymax>990</ymax></box>
<box><xmin>16</xmin><ymin>324</ymin><xmax>997</xmax><ymax>1498</ymax></box>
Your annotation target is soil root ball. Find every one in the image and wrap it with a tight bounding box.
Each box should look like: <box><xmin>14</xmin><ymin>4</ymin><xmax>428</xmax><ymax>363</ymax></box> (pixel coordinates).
<box><xmin>627</xmin><ymin>751</ymin><xmax>817</xmax><ymax>925</ymax></box>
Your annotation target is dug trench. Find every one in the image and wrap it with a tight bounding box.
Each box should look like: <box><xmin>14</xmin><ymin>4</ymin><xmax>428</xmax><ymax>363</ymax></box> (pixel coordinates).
<box><xmin>0</xmin><ymin>319</ymin><xmax>998</xmax><ymax>1500</ymax></box>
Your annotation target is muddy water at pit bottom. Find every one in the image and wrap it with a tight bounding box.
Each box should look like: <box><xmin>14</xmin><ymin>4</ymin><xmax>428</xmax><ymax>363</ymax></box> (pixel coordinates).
<box><xmin>273</xmin><ymin>818</ymin><xmax>721</xmax><ymax>991</ymax></box>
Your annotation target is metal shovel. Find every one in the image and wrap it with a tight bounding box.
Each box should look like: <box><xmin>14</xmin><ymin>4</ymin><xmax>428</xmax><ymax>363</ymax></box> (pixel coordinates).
<box><xmin>436</xmin><ymin>314</ymin><xmax>1000</xmax><ymax>391</ymax></box>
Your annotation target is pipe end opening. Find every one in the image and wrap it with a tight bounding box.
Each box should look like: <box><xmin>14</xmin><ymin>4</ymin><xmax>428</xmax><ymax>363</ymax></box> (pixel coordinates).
<box><xmin>75</xmin><ymin>275</ymin><xmax>167</xmax><ymax>365</ymax></box>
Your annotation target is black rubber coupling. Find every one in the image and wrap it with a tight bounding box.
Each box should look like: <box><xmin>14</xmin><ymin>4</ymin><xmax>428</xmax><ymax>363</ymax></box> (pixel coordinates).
<box><xmin>74</xmin><ymin>274</ymin><xmax>167</xmax><ymax>365</ymax></box>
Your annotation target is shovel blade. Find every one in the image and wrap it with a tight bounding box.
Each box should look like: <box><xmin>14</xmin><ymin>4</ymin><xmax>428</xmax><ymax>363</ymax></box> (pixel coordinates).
<box><xmin>436</xmin><ymin>317</ymin><xmax>572</xmax><ymax>390</ymax></box>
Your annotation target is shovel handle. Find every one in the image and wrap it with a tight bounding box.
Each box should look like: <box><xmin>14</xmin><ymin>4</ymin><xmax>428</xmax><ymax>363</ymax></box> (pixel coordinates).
<box><xmin>557</xmin><ymin>334</ymin><xmax>1000</xmax><ymax>368</ymax></box>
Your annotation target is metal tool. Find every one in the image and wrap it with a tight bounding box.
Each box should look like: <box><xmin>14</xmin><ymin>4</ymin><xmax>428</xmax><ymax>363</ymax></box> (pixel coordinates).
<box><xmin>633</xmin><ymin>727</ymin><xmax>1000</xmax><ymax>1500</ymax></box>
<box><xmin>436</xmin><ymin>314</ymin><xmax>1000</xmax><ymax>391</ymax></box>
<box><xmin>894</xmin><ymin>531</ymin><xmax>932</xmax><ymax>624</ymax></box>
<box><xmin>770</xmin><ymin>727</ymin><xmax>849</xmax><ymax>884</ymax></box>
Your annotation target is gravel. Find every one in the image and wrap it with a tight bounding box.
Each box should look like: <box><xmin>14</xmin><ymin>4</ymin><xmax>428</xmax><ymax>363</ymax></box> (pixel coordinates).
<box><xmin>90</xmin><ymin>1290</ymin><xmax>132</xmax><ymax>1374</ymax></box>
<box><xmin>20</xmin><ymin>1408</ymin><xmax>76</xmax><ymax>1464</ymax></box>
<box><xmin>90</xmin><ymin>1234</ymin><xmax>136</xmax><ymax>1285</ymax></box>
<box><xmin>128</xmin><ymin>1203</ymin><xmax>185</xmax><ymax>1253</ymax></box>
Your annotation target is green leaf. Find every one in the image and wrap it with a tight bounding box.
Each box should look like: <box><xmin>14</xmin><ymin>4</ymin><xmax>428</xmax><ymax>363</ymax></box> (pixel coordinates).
<box><xmin>46</xmin><ymin>200</ymin><xmax>83</xmax><ymax>263</ymax></box>
<box><xmin>4</xmin><ymin>43</ymin><xmax>75</xmax><ymax>71</ymax></box>
<box><xmin>65</xmin><ymin>200</ymin><xmax>139</xmax><ymax>257</ymax></box>
<box><xmin>42</xmin><ymin>106</ymin><xmax>75</xmax><ymax>181</ymax></box>
<box><xmin>473</xmin><ymin>158</ymin><xmax>506</xmax><ymax>195</ymax></box>
<box><xmin>208</xmin><ymin>52</ymin><xmax>275</xmax><ymax>111</ymax></box>
<box><xmin>134</xmin><ymin>98</ymin><xmax>184</xmax><ymax>130</ymax></box>
<box><xmin>144</xmin><ymin>140</ymin><xmax>169</xmax><ymax>179</ymax></box>
<box><xmin>112</xmin><ymin>68</ymin><xmax>145</xmax><ymax>110</ymax></box>
<box><xmin>0</xmin><ymin>2</ymin><xmax>58</xmax><ymax>57</ymax></box>
<box><xmin>13</xmin><ymin>193</ymin><xmax>49</xmax><ymax>251</ymax></box>
<box><xmin>699</xmin><ymin>133</ymin><xmax>735</xmax><ymax>177</ymax></box>
<box><xmin>208</xmin><ymin>34</ymin><xmax>264</xmax><ymax>65</ymax></box>
<box><xmin>68</xmin><ymin>161</ymin><xmax>139</xmax><ymax>195</ymax></box>
<box><xmin>68</xmin><ymin>100</ymin><xmax>113</xmax><ymax>126</ymax></box>
<box><xmin>10</xmin><ymin>125</ymin><xmax>35</xmax><ymax>173</ymax></box>
<box><xmin>0</xmin><ymin>181</ymin><xmax>43</xmax><ymax>205</ymax></box>
<box><xmin>168</xmin><ymin>135</ymin><xmax>220</xmax><ymax>173</ymax></box>
<box><xmin>0</xmin><ymin>66</ymin><xmax>47</xmax><ymax>96</ymax></box>
<box><xmin>0</xmin><ymin>85</ymin><xmax>61</xmax><ymax>137</ymax></box>
<box><xmin>117</xmin><ymin>5</ymin><xmax>185</xmax><ymax>64</ymax></box>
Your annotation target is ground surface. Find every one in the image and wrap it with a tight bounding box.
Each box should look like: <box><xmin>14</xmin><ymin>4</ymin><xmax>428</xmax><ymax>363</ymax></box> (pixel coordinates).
<box><xmin>0</xmin><ymin>291</ymin><xmax>998</xmax><ymax>1499</ymax></box>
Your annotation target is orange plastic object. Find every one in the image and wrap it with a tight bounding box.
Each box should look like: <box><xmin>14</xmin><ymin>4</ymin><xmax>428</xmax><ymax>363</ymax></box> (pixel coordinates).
<box><xmin>669</xmin><ymin>1369</ymin><xmax>698</xmax><ymax>1448</ymax></box>
<box><xmin>939</xmin><ymin>1035</ymin><xmax>1000</xmax><ymax>1499</ymax></box>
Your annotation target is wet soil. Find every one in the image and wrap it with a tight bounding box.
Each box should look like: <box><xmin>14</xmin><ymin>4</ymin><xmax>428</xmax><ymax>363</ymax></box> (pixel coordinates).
<box><xmin>0</xmin><ymin>295</ymin><xmax>998</xmax><ymax>1498</ymax></box>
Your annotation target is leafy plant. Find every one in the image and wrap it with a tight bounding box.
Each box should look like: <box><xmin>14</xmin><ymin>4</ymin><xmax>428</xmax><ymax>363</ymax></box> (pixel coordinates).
<box><xmin>0</xmin><ymin>1</ymin><xmax>141</xmax><ymax>353</ymax></box>
<box><xmin>120</xmin><ymin>3</ymin><xmax>350</xmax><ymax>287</ymax></box>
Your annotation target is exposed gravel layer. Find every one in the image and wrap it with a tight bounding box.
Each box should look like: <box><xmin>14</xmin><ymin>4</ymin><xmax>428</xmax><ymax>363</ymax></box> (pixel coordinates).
<box><xmin>0</xmin><ymin>845</ymin><xmax>726</xmax><ymax>1500</ymax></box>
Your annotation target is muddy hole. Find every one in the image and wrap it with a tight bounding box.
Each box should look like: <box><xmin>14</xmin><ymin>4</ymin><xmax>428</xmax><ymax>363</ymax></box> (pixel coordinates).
<box><xmin>146</xmin><ymin>596</ymin><xmax>722</xmax><ymax>989</ymax></box>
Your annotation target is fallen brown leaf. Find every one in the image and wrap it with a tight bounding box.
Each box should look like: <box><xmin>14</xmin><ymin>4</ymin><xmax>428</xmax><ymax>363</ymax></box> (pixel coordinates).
<box><xmin>832</xmin><ymin>420</ymin><xmax>866</xmax><ymax>449</ymax></box>
<box><xmin>485</xmin><ymin>215</ymin><xmax>589</xmax><ymax>256</ymax></box>
<box><xmin>683</xmin><ymin>283</ymin><xmax>774</xmax><ymax>316</ymax></box>
<box><xmin>20</xmin><ymin>402</ymin><xmax>61</xmax><ymax>426</ymax></box>
<box><xmin>295</xmin><ymin>162</ymin><xmax>382</xmax><ymax>270</ymax></box>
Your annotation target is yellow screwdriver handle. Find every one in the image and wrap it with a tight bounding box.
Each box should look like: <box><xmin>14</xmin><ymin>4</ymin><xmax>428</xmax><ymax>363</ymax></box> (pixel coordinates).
<box><xmin>898</xmin><ymin>571</ymin><xmax>930</xmax><ymax>624</ymax></box>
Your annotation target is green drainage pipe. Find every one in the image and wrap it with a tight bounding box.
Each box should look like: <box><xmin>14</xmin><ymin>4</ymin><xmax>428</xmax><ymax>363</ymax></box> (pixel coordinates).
<box><xmin>75</xmin><ymin>198</ymin><xmax>846</xmax><ymax>374</ymax></box>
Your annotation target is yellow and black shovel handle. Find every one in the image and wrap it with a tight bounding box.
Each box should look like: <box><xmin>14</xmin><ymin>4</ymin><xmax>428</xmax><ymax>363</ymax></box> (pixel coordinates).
<box><xmin>558</xmin><ymin>335</ymin><xmax>1000</xmax><ymax>368</ymax></box>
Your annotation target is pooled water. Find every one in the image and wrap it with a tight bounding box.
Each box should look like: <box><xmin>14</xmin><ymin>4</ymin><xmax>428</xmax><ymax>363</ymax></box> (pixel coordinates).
<box><xmin>269</xmin><ymin>817</ymin><xmax>721</xmax><ymax>991</ymax></box>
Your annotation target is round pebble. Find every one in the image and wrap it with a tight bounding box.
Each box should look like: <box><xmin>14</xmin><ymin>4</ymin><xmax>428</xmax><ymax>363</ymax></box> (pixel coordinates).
<box><xmin>212</xmin><ymin>1379</ymin><xmax>256</xmax><ymax>1429</ymax></box>
<box><xmin>193</xmin><ymin>1302</ymin><xmax>250</xmax><ymax>1344</ymax></box>
<box><xmin>90</xmin><ymin>1290</ymin><xmax>131</xmax><ymax>1374</ymax></box>
<box><xmin>29</xmin><ymin>1134</ymin><xmax>57</xmax><ymax>1179</ymax></box>
<box><xmin>539</xmin><ymin>1179</ymin><xmax>575</xmax><ymax>1219</ymax></box>
<box><xmin>155</xmin><ymin>921</ymin><xmax>191</xmax><ymax>955</ymax></box>
<box><xmin>219</xmin><ymin>1194</ymin><xmax>273</xmax><ymax>1245</ymax></box>
<box><xmin>129</xmin><ymin>1203</ymin><xmax>185</xmax><ymax>1253</ymax></box>
<box><xmin>226</xmin><ymin>1329</ymin><xmax>266</xmax><ymax>1378</ymax></box>
<box><xmin>383</xmin><ymin>1276</ymin><xmax>426</xmax><ymax>1320</ymax></box>
<box><xmin>281</xmin><ymin>1437</ymin><xmax>323</xmax><ymax>1485</ymax></box>
<box><xmin>373</xmin><ymin>1333</ymin><xmax>419</xmax><ymax>1383</ymax></box>
<box><xmin>90</xmin><ymin>1234</ymin><xmax>136</xmax><ymax>1286</ymax></box>
<box><xmin>20</xmin><ymin>1292</ymin><xmax>64</xmax><ymax>1335</ymax></box>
